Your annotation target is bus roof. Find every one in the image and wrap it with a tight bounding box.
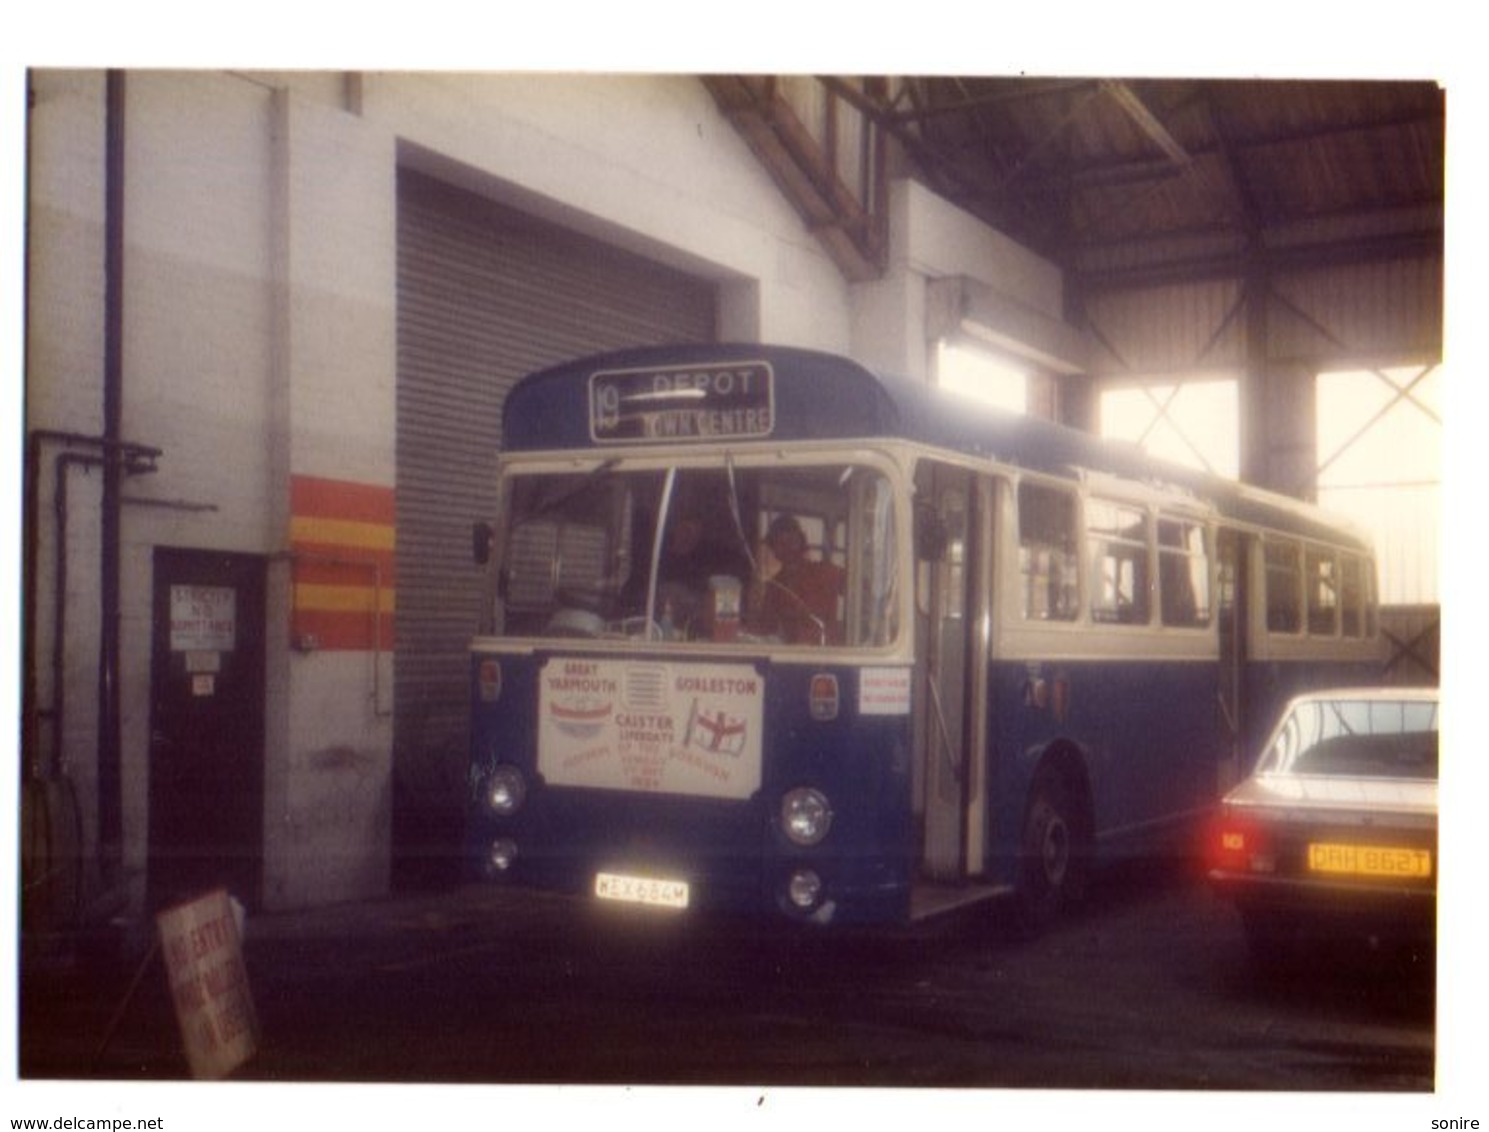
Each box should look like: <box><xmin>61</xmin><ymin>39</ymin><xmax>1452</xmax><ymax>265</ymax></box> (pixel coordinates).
<box><xmin>500</xmin><ymin>344</ymin><xmax>1371</xmax><ymax>551</ymax></box>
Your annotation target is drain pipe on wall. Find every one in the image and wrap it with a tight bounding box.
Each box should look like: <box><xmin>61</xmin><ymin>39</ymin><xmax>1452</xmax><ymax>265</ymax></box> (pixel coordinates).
<box><xmin>20</xmin><ymin>430</ymin><xmax>159</xmax><ymax>931</ymax></box>
<box><xmin>22</xmin><ymin>430</ymin><xmax>162</xmax><ymax>780</ymax></box>
<box><xmin>97</xmin><ymin>68</ymin><xmax>126</xmax><ymax>884</ymax></box>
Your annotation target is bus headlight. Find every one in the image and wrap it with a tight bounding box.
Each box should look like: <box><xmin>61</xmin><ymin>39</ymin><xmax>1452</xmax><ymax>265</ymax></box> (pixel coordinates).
<box><xmin>485</xmin><ymin>765</ymin><xmax>527</xmax><ymax>817</ymax></box>
<box><xmin>787</xmin><ymin>868</ymin><xmax>824</xmax><ymax>910</ymax></box>
<box><xmin>486</xmin><ymin>838</ymin><xmax>519</xmax><ymax>874</ymax></box>
<box><xmin>781</xmin><ymin>787</ymin><xmax>833</xmax><ymax>846</ymax></box>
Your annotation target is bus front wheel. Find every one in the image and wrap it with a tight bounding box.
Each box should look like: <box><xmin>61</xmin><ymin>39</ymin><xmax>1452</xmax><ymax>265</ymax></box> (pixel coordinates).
<box><xmin>1016</xmin><ymin>769</ymin><xmax>1087</xmax><ymax>931</ymax></box>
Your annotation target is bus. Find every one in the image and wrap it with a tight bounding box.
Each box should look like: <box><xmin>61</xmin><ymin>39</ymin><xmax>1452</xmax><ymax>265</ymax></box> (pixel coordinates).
<box><xmin>465</xmin><ymin>344</ymin><xmax>1381</xmax><ymax>928</ymax></box>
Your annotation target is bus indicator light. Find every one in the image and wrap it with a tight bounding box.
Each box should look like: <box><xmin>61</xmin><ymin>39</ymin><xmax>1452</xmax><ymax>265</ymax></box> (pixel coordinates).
<box><xmin>478</xmin><ymin>659</ymin><xmax>502</xmax><ymax>702</ymax></box>
<box><xmin>809</xmin><ymin>674</ymin><xmax>840</xmax><ymax>721</ymax></box>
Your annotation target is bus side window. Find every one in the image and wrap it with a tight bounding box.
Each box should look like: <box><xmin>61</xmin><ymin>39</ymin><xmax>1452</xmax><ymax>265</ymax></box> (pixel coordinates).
<box><xmin>1018</xmin><ymin>482</ymin><xmax>1080</xmax><ymax>621</ymax></box>
<box><xmin>1365</xmin><ymin>557</ymin><xmax>1379</xmax><ymax>637</ymax></box>
<box><xmin>1340</xmin><ymin>555</ymin><xmax>1364</xmax><ymax>637</ymax></box>
<box><xmin>1158</xmin><ymin>516</ymin><xmax>1211</xmax><ymax>628</ymax></box>
<box><xmin>1087</xmin><ymin>499</ymin><xmax>1151</xmax><ymax>625</ymax></box>
<box><xmin>1306</xmin><ymin>548</ymin><xmax>1339</xmax><ymax>636</ymax></box>
<box><xmin>1264</xmin><ymin>539</ymin><xmax>1302</xmax><ymax>634</ymax></box>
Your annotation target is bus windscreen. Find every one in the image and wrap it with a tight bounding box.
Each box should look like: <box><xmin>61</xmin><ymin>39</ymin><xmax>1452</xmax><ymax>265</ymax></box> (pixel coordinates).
<box><xmin>492</xmin><ymin>462</ymin><xmax>898</xmax><ymax>648</ymax></box>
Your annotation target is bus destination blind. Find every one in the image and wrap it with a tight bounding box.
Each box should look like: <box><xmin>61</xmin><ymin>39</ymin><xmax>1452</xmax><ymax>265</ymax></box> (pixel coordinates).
<box><xmin>589</xmin><ymin>361</ymin><xmax>774</xmax><ymax>443</ymax></box>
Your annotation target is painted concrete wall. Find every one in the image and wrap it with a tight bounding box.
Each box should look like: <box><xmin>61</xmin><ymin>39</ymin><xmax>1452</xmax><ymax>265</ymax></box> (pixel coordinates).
<box><xmin>357</xmin><ymin>72</ymin><xmax>856</xmax><ymax>352</ymax></box>
<box><xmin>27</xmin><ymin>71</ymin><xmax>401</xmax><ymax>913</ymax></box>
<box><xmin>853</xmin><ymin>180</ymin><xmax>1070</xmax><ymax>383</ymax></box>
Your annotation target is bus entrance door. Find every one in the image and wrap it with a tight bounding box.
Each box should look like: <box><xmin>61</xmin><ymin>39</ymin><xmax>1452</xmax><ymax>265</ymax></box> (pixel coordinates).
<box><xmin>915</xmin><ymin>466</ymin><xmax>992</xmax><ymax>894</ymax></box>
<box><xmin>1216</xmin><ymin>527</ymin><xmax>1250</xmax><ymax>795</ymax></box>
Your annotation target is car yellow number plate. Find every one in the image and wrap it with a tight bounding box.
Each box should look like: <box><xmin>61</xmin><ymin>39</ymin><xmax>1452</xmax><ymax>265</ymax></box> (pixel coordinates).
<box><xmin>1307</xmin><ymin>842</ymin><xmax>1432</xmax><ymax>879</ymax></box>
<box><xmin>594</xmin><ymin>871</ymin><xmax>690</xmax><ymax>909</ymax></box>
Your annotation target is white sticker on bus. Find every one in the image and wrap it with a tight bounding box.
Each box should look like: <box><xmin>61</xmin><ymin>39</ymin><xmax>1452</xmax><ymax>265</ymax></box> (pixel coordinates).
<box><xmin>859</xmin><ymin>667</ymin><xmax>912</xmax><ymax>716</ymax></box>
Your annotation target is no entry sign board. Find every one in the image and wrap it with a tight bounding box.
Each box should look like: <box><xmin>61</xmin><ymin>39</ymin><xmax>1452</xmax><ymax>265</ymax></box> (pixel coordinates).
<box><xmin>155</xmin><ymin>888</ymin><xmax>258</xmax><ymax>1079</ymax></box>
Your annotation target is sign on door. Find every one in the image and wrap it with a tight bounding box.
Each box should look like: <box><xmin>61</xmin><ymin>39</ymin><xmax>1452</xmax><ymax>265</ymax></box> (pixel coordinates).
<box><xmin>169</xmin><ymin>585</ymin><xmax>236</xmax><ymax>652</ymax></box>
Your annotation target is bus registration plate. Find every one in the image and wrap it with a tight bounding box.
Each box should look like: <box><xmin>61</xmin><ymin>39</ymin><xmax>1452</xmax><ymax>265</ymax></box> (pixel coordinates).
<box><xmin>595</xmin><ymin>871</ymin><xmax>691</xmax><ymax>909</ymax></box>
<box><xmin>1307</xmin><ymin>842</ymin><xmax>1432</xmax><ymax>879</ymax></box>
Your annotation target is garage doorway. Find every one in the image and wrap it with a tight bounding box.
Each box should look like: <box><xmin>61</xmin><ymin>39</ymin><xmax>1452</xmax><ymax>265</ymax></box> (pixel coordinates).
<box><xmin>392</xmin><ymin>168</ymin><xmax>718</xmax><ymax>887</ymax></box>
<box><xmin>148</xmin><ymin>547</ymin><xmax>267</xmax><ymax>910</ymax></box>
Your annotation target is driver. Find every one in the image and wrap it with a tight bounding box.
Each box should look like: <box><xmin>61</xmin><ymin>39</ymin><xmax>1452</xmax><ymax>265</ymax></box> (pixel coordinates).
<box><xmin>744</xmin><ymin>515</ymin><xmax>845</xmax><ymax>644</ymax></box>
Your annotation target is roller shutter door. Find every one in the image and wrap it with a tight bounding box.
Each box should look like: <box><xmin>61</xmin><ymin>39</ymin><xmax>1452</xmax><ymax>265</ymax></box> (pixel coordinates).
<box><xmin>394</xmin><ymin>168</ymin><xmax>717</xmax><ymax>882</ymax></box>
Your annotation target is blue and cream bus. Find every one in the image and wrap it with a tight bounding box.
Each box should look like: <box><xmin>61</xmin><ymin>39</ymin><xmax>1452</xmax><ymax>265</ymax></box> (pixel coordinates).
<box><xmin>466</xmin><ymin>344</ymin><xmax>1380</xmax><ymax>927</ymax></box>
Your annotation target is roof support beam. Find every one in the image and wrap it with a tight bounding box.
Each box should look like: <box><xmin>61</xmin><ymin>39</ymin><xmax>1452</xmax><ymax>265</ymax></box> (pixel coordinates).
<box><xmin>1077</xmin><ymin>226</ymin><xmax>1442</xmax><ymax>293</ymax></box>
<box><xmin>1098</xmin><ymin>81</ymin><xmax>1192</xmax><ymax>168</ymax></box>
<box><xmin>703</xmin><ymin>76</ymin><xmax>888</xmax><ymax>282</ymax></box>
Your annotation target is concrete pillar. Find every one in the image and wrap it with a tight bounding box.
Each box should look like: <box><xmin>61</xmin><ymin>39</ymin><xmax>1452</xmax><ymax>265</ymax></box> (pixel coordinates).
<box><xmin>263</xmin><ymin>89</ymin><xmax>398</xmax><ymax>910</ymax></box>
<box><xmin>1241</xmin><ymin>263</ymin><xmax>1318</xmax><ymax>499</ymax></box>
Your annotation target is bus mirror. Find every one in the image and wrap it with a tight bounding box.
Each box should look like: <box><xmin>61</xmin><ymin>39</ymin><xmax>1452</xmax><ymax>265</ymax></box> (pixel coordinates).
<box><xmin>915</xmin><ymin>504</ymin><xmax>949</xmax><ymax>562</ymax></box>
<box><xmin>472</xmin><ymin>521</ymin><xmax>494</xmax><ymax>565</ymax></box>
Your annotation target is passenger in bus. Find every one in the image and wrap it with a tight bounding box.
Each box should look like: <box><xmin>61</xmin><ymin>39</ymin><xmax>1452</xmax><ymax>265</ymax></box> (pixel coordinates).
<box><xmin>745</xmin><ymin>514</ymin><xmax>845</xmax><ymax>645</ymax></box>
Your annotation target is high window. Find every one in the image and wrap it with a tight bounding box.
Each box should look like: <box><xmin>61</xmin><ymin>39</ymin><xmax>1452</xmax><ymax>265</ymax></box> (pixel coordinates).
<box><xmin>1100</xmin><ymin>378</ymin><xmax>1239</xmax><ymax>479</ymax></box>
<box><xmin>936</xmin><ymin>340</ymin><xmax>1028</xmax><ymax>414</ymax></box>
<box><xmin>1315</xmin><ymin>365</ymin><xmax>1440</xmax><ymax>604</ymax></box>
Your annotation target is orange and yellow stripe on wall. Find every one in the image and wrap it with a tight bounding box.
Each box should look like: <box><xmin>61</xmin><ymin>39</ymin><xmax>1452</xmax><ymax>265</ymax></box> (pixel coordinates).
<box><xmin>290</xmin><ymin>475</ymin><xmax>395</xmax><ymax>651</ymax></box>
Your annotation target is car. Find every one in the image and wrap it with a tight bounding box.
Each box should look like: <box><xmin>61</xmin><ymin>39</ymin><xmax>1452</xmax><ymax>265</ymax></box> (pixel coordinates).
<box><xmin>1207</xmin><ymin>687</ymin><xmax>1439</xmax><ymax>965</ymax></box>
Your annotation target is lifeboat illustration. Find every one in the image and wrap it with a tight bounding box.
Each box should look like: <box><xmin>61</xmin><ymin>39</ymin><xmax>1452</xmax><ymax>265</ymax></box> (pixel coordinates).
<box><xmin>549</xmin><ymin>697</ymin><xmax>613</xmax><ymax>739</ymax></box>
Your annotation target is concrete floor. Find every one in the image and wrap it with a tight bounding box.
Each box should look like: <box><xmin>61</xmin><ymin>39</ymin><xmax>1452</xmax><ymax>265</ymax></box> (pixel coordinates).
<box><xmin>14</xmin><ymin>859</ymin><xmax>1443</xmax><ymax>1125</ymax></box>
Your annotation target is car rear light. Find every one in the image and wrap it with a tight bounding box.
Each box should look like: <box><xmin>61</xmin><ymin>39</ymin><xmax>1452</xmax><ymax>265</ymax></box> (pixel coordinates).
<box><xmin>1207</xmin><ymin>811</ymin><xmax>1275</xmax><ymax>874</ymax></box>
